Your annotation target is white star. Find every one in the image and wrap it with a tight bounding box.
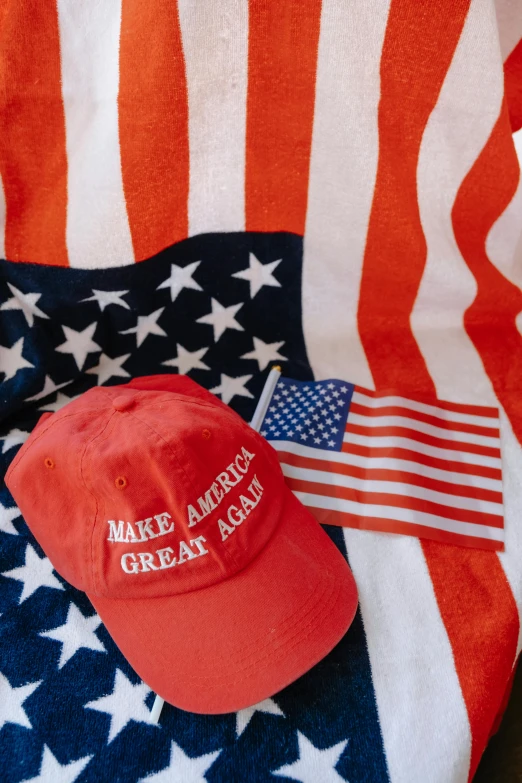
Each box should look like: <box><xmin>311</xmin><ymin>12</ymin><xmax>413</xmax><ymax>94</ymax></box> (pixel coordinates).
<box><xmin>241</xmin><ymin>337</ymin><xmax>286</xmax><ymax>371</ymax></box>
<box><xmin>1</xmin><ymin>429</ymin><xmax>29</xmax><ymax>453</ymax></box>
<box><xmin>24</xmin><ymin>746</ymin><xmax>92</xmax><ymax>783</ymax></box>
<box><xmin>25</xmin><ymin>375</ymin><xmax>72</xmax><ymax>402</ymax></box>
<box><xmin>0</xmin><ymin>284</ymin><xmax>49</xmax><ymax>327</ymax></box>
<box><xmin>314</xmin><ymin>437</ymin><xmax>321</xmax><ymax>444</ymax></box>
<box><xmin>327</xmin><ymin>383</ymin><xmax>335</xmax><ymax>390</ymax></box>
<box><xmin>0</xmin><ymin>502</ymin><xmax>20</xmax><ymax>535</ymax></box>
<box><xmin>81</xmin><ymin>289</ymin><xmax>130</xmax><ymax>312</ymax></box>
<box><xmin>328</xmin><ymin>440</ymin><xmax>335</xmax><ymax>447</ymax></box>
<box><xmin>300</xmin><ymin>434</ymin><xmax>307</xmax><ymax>440</ymax></box>
<box><xmin>85</xmin><ymin>669</ymin><xmax>158</xmax><ymax>743</ymax></box>
<box><xmin>39</xmin><ymin>393</ymin><xmax>77</xmax><ymax>413</ymax></box>
<box><xmin>139</xmin><ymin>740</ymin><xmax>220</xmax><ymax>783</ymax></box>
<box><xmin>210</xmin><ymin>374</ymin><xmax>253</xmax><ymax>405</ymax></box>
<box><xmin>157</xmin><ymin>261</ymin><xmax>203</xmax><ymax>302</ymax></box>
<box><xmin>340</xmin><ymin>386</ymin><xmax>348</xmax><ymax>393</ymax></box>
<box><xmin>120</xmin><ymin>308</ymin><xmax>167</xmax><ymax>348</ymax></box>
<box><xmin>0</xmin><ymin>337</ymin><xmax>34</xmax><ymax>381</ymax></box>
<box><xmin>1</xmin><ymin>544</ymin><xmax>64</xmax><ymax>602</ymax></box>
<box><xmin>40</xmin><ymin>603</ymin><xmax>105</xmax><ymax>668</ymax></box>
<box><xmin>196</xmin><ymin>298</ymin><xmax>243</xmax><ymax>342</ymax></box>
<box><xmin>56</xmin><ymin>323</ymin><xmax>101</xmax><ymax>370</ymax></box>
<box><xmin>334</xmin><ymin>413</ymin><xmax>341</xmax><ymax>421</ymax></box>
<box><xmin>235</xmin><ymin>698</ymin><xmax>284</xmax><ymax>737</ymax></box>
<box><xmin>86</xmin><ymin>353</ymin><xmax>131</xmax><ymax>385</ymax></box>
<box><xmin>232</xmin><ymin>253</ymin><xmax>282</xmax><ymax>298</ymax></box>
<box><xmin>0</xmin><ymin>672</ymin><xmax>41</xmax><ymax>730</ymax></box>
<box><xmin>273</xmin><ymin>732</ymin><xmax>348</xmax><ymax>783</ymax></box>
<box><xmin>163</xmin><ymin>344</ymin><xmax>210</xmax><ymax>375</ymax></box>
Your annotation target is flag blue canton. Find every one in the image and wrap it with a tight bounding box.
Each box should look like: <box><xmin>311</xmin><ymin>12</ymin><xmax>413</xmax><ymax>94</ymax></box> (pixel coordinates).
<box><xmin>261</xmin><ymin>378</ymin><xmax>354</xmax><ymax>451</ymax></box>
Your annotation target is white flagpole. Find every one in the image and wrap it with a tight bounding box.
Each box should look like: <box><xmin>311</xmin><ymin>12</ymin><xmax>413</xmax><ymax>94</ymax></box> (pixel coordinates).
<box><xmin>150</xmin><ymin>365</ymin><xmax>282</xmax><ymax>723</ymax></box>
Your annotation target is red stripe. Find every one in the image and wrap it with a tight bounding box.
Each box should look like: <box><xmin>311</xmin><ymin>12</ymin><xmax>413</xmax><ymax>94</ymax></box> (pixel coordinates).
<box><xmin>451</xmin><ymin>100</ymin><xmax>521</xmax><ymax>778</ymax></box>
<box><xmin>355</xmin><ymin>385</ymin><xmax>498</xmax><ymax>418</ymax></box>
<box><xmin>277</xmin><ymin>450</ymin><xmax>503</xmax><ymax>504</ymax></box>
<box><xmin>345</xmin><ymin>423</ymin><xmax>501</xmax><ymax>458</ymax></box>
<box><xmin>118</xmin><ymin>0</ymin><xmax>189</xmax><ymax>261</ymax></box>
<box><xmin>307</xmin><ymin>507</ymin><xmax>503</xmax><ymax>552</ymax></box>
<box><xmin>340</xmin><ymin>441</ymin><xmax>501</xmax><ymax>480</ymax></box>
<box><xmin>0</xmin><ymin>0</ymin><xmax>68</xmax><ymax>265</ymax></box>
<box><xmin>245</xmin><ymin>0</ymin><xmax>321</xmax><ymax>235</ymax></box>
<box><xmin>349</xmin><ymin>401</ymin><xmax>500</xmax><ymax>438</ymax></box>
<box><xmin>286</xmin><ymin>477</ymin><xmax>503</xmax><ymax>529</ymax></box>
<box><xmin>504</xmin><ymin>38</ymin><xmax>522</xmax><ymax>133</ymax></box>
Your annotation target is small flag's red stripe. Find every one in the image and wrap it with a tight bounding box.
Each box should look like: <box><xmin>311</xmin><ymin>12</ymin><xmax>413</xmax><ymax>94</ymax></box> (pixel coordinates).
<box><xmin>354</xmin><ymin>385</ymin><xmax>499</xmax><ymax>418</ymax></box>
<box><xmin>349</xmin><ymin>401</ymin><xmax>500</xmax><ymax>438</ymax></box>
<box><xmin>344</xmin><ymin>423</ymin><xmax>501</xmax><ymax>458</ymax></box>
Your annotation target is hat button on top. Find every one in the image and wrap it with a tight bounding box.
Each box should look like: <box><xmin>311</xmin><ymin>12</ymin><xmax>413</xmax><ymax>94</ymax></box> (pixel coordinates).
<box><xmin>112</xmin><ymin>395</ymin><xmax>134</xmax><ymax>412</ymax></box>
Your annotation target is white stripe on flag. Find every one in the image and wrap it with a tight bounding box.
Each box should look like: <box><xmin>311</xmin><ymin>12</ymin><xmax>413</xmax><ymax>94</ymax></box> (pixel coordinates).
<box><xmin>352</xmin><ymin>390</ymin><xmax>497</xmax><ymax>428</ymax></box>
<box><xmin>347</xmin><ymin>411</ymin><xmax>499</xmax><ymax>446</ymax></box>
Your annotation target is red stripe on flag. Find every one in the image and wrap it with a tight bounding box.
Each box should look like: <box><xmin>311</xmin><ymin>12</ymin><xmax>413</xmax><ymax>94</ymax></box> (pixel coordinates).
<box><xmin>504</xmin><ymin>38</ymin><xmax>522</xmax><ymax>133</ymax></box>
<box><xmin>349</xmin><ymin>401</ymin><xmax>500</xmax><ymax>437</ymax></box>
<box><xmin>356</xmin><ymin>385</ymin><xmax>499</xmax><ymax>417</ymax></box>
<box><xmin>345</xmin><ymin>423</ymin><xmax>501</xmax><ymax>458</ymax></box>
<box><xmin>245</xmin><ymin>0</ymin><xmax>321</xmax><ymax>235</ymax></box>
<box><xmin>118</xmin><ymin>0</ymin><xmax>189</xmax><ymax>261</ymax></box>
<box><xmin>0</xmin><ymin>0</ymin><xmax>68</xmax><ymax>266</ymax></box>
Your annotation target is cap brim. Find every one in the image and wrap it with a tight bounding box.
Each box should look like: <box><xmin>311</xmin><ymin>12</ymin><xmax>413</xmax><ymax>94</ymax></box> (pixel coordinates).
<box><xmin>89</xmin><ymin>490</ymin><xmax>358</xmax><ymax>714</ymax></box>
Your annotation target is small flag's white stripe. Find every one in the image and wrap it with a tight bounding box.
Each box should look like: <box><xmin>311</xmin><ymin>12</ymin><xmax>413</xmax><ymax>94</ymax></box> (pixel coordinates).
<box><xmin>352</xmin><ymin>390</ymin><xmax>498</xmax><ymax>428</ymax></box>
<box><xmin>295</xmin><ymin>492</ymin><xmax>504</xmax><ymax>542</ymax></box>
<box><xmin>348</xmin><ymin>411</ymin><xmax>499</xmax><ymax>446</ymax></box>
<box><xmin>270</xmin><ymin>440</ymin><xmax>503</xmax><ymax>492</ymax></box>
<box><xmin>281</xmin><ymin>463</ymin><xmax>503</xmax><ymax>516</ymax></box>
<box><xmin>343</xmin><ymin>431</ymin><xmax>501</xmax><ymax>469</ymax></box>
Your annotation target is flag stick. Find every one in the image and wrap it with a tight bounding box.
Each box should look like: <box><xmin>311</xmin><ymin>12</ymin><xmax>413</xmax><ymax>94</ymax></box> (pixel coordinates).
<box><xmin>149</xmin><ymin>365</ymin><xmax>282</xmax><ymax>723</ymax></box>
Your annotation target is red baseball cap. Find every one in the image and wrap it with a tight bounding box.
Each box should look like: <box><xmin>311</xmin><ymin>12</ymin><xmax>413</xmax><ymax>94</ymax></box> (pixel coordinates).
<box><xmin>5</xmin><ymin>375</ymin><xmax>358</xmax><ymax>714</ymax></box>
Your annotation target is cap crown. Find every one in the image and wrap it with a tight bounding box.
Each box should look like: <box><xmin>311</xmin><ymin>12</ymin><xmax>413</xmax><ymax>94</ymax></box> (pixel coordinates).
<box><xmin>6</xmin><ymin>378</ymin><xmax>284</xmax><ymax>599</ymax></box>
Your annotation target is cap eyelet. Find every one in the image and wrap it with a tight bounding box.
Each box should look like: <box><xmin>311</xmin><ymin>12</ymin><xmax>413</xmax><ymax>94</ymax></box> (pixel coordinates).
<box><xmin>44</xmin><ymin>457</ymin><xmax>55</xmax><ymax>469</ymax></box>
<box><xmin>202</xmin><ymin>429</ymin><xmax>211</xmax><ymax>440</ymax></box>
<box><xmin>115</xmin><ymin>476</ymin><xmax>128</xmax><ymax>490</ymax></box>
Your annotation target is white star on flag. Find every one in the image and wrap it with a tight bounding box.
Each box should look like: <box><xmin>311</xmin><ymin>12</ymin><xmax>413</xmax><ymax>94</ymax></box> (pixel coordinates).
<box><xmin>232</xmin><ymin>253</ymin><xmax>282</xmax><ymax>298</ymax></box>
<box><xmin>120</xmin><ymin>308</ymin><xmax>167</xmax><ymax>347</ymax></box>
<box><xmin>0</xmin><ymin>283</ymin><xmax>49</xmax><ymax>326</ymax></box>
<box><xmin>25</xmin><ymin>375</ymin><xmax>72</xmax><ymax>402</ymax></box>
<box><xmin>86</xmin><ymin>352</ymin><xmax>131</xmax><ymax>385</ymax></box>
<box><xmin>56</xmin><ymin>323</ymin><xmax>101</xmax><ymax>370</ymax></box>
<box><xmin>0</xmin><ymin>337</ymin><xmax>34</xmax><ymax>381</ymax></box>
<box><xmin>85</xmin><ymin>669</ymin><xmax>158</xmax><ymax>743</ymax></box>
<box><xmin>39</xmin><ymin>393</ymin><xmax>77</xmax><ymax>413</ymax></box>
<box><xmin>138</xmin><ymin>741</ymin><xmax>221</xmax><ymax>783</ymax></box>
<box><xmin>235</xmin><ymin>698</ymin><xmax>284</xmax><ymax>736</ymax></box>
<box><xmin>25</xmin><ymin>746</ymin><xmax>93</xmax><ymax>783</ymax></box>
<box><xmin>241</xmin><ymin>336</ymin><xmax>286</xmax><ymax>371</ymax></box>
<box><xmin>210</xmin><ymin>373</ymin><xmax>253</xmax><ymax>405</ymax></box>
<box><xmin>196</xmin><ymin>298</ymin><xmax>244</xmax><ymax>342</ymax></box>
<box><xmin>0</xmin><ymin>672</ymin><xmax>41</xmax><ymax>730</ymax></box>
<box><xmin>162</xmin><ymin>344</ymin><xmax>210</xmax><ymax>375</ymax></box>
<box><xmin>273</xmin><ymin>732</ymin><xmax>348</xmax><ymax>783</ymax></box>
<box><xmin>1</xmin><ymin>544</ymin><xmax>64</xmax><ymax>603</ymax></box>
<box><xmin>40</xmin><ymin>603</ymin><xmax>105</xmax><ymax>668</ymax></box>
<box><xmin>0</xmin><ymin>502</ymin><xmax>21</xmax><ymax>535</ymax></box>
<box><xmin>1</xmin><ymin>429</ymin><xmax>29</xmax><ymax>454</ymax></box>
<box><xmin>157</xmin><ymin>261</ymin><xmax>203</xmax><ymax>302</ymax></box>
<box><xmin>81</xmin><ymin>289</ymin><xmax>130</xmax><ymax>312</ymax></box>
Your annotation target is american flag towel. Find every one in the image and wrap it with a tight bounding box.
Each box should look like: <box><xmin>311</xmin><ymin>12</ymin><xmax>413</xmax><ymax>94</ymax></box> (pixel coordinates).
<box><xmin>261</xmin><ymin>376</ymin><xmax>504</xmax><ymax>551</ymax></box>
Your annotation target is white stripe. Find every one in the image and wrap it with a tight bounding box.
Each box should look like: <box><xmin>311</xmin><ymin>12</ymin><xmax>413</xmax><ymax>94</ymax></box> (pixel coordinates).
<box><xmin>302</xmin><ymin>0</ymin><xmax>391</xmax><ymax>386</ymax></box>
<box><xmin>343</xmin><ymin>431</ymin><xmax>501</xmax><ymax>469</ymax></box>
<box><xmin>296</xmin><ymin>491</ymin><xmax>503</xmax><ymax>542</ymax></box>
<box><xmin>344</xmin><ymin>530</ymin><xmax>471</xmax><ymax>783</ymax></box>
<box><xmin>348</xmin><ymin>411</ymin><xmax>499</xmax><ymax>447</ymax></box>
<box><xmin>178</xmin><ymin>0</ymin><xmax>248</xmax><ymax>235</ymax></box>
<box><xmin>495</xmin><ymin>0</ymin><xmax>522</xmax><ymax>60</ymax></box>
<box><xmin>486</xmin><ymin>172</ymin><xmax>522</xmax><ymax>291</ymax></box>
<box><xmin>270</xmin><ymin>440</ymin><xmax>503</xmax><ymax>491</ymax></box>
<box><xmin>0</xmin><ymin>174</ymin><xmax>5</xmax><ymax>259</ymax></box>
<box><xmin>352</xmin><ymin>390</ymin><xmax>498</xmax><ymax>428</ymax></box>
<box><xmin>57</xmin><ymin>0</ymin><xmax>134</xmax><ymax>269</ymax></box>
<box><xmin>282</xmin><ymin>463</ymin><xmax>503</xmax><ymax>515</ymax></box>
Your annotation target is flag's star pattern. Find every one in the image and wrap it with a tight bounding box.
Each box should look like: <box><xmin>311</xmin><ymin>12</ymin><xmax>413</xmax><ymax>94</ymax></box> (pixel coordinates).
<box><xmin>39</xmin><ymin>392</ymin><xmax>77</xmax><ymax>413</ymax></box>
<box><xmin>0</xmin><ymin>283</ymin><xmax>49</xmax><ymax>326</ymax></box>
<box><xmin>1</xmin><ymin>544</ymin><xmax>64</xmax><ymax>603</ymax></box>
<box><xmin>232</xmin><ymin>253</ymin><xmax>282</xmax><ymax>297</ymax></box>
<box><xmin>139</xmin><ymin>741</ymin><xmax>220</xmax><ymax>783</ymax></box>
<box><xmin>86</xmin><ymin>352</ymin><xmax>131</xmax><ymax>385</ymax></box>
<box><xmin>120</xmin><ymin>308</ymin><xmax>167</xmax><ymax>347</ymax></box>
<box><xmin>211</xmin><ymin>373</ymin><xmax>253</xmax><ymax>405</ymax></box>
<box><xmin>273</xmin><ymin>732</ymin><xmax>348</xmax><ymax>783</ymax></box>
<box><xmin>56</xmin><ymin>323</ymin><xmax>101</xmax><ymax>370</ymax></box>
<box><xmin>236</xmin><ymin>698</ymin><xmax>284</xmax><ymax>736</ymax></box>
<box><xmin>157</xmin><ymin>261</ymin><xmax>203</xmax><ymax>302</ymax></box>
<box><xmin>25</xmin><ymin>375</ymin><xmax>72</xmax><ymax>402</ymax></box>
<box><xmin>39</xmin><ymin>603</ymin><xmax>105</xmax><ymax>668</ymax></box>
<box><xmin>197</xmin><ymin>298</ymin><xmax>244</xmax><ymax>342</ymax></box>
<box><xmin>241</xmin><ymin>336</ymin><xmax>286</xmax><ymax>371</ymax></box>
<box><xmin>163</xmin><ymin>344</ymin><xmax>210</xmax><ymax>375</ymax></box>
<box><xmin>85</xmin><ymin>669</ymin><xmax>158</xmax><ymax>743</ymax></box>
<box><xmin>0</xmin><ymin>672</ymin><xmax>41</xmax><ymax>730</ymax></box>
<box><xmin>24</xmin><ymin>746</ymin><xmax>92</xmax><ymax>783</ymax></box>
<box><xmin>81</xmin><ymin>289</ymin><xmax>130</xmax><ymax>311</ymax></box>
<box><xmin>0</xmin><ymin>337</ymin><xmax>34</xmax><ymax>381</ymax></box>
<box><xmin>1</xmin><ymin>428</ymin><xmax>29</xmax><ymax>453</ymax></box>
<box><xmin>0</xmin><ymin>501</ymin><xmax>21</xmax><ymax>535</ymax></box>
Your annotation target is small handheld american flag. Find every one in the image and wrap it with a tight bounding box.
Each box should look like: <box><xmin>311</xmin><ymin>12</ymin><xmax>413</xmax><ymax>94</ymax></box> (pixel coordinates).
<box><xmin>260</xmin><ymin>375</ymin><xmax>504</xmax><ymax>551</ymax></box>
